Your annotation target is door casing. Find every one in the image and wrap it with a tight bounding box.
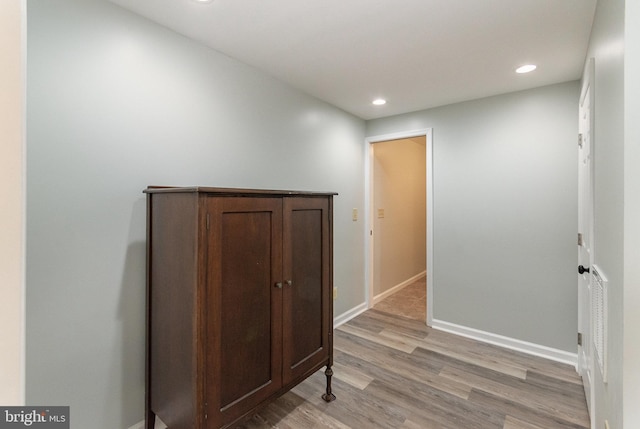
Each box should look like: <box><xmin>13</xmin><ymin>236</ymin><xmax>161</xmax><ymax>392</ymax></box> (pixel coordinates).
<box><xmin>364</xmin><ymin>128</ymin><xmax>434</xmax><ymax>326</ymax></box>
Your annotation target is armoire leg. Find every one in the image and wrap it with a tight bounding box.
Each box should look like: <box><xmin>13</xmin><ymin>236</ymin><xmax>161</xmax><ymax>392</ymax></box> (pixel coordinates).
<box><xmin>145</xmin><ymin>409</ymin><xmax>156</xmax><ymax>429</ymax></box>
<box><xmin>321</xmin><ymin>365</ymin><xmax>337</xmax><ymax>402</ymax></box>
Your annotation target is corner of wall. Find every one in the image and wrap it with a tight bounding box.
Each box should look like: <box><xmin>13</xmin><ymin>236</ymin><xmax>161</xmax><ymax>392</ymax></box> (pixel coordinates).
<box><xmin>0</xmin><ymin>0</ymin><xmax>26</xmax><ymax>405</ymax></box>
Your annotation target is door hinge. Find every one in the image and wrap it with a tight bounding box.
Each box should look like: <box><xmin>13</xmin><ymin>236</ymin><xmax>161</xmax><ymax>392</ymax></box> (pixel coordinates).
<box><xmin>578</xmin><ymin>133</ymin><xmax>583</xmax><ymax>148</ymax></box>
<box><xmin>578</xmin><ymin>233</ymin><xmax>583</xmax><ymax>246</ymax></box>
<box><xmin>578</xmin><ymin>332</ymin><xmax>583</xmax><ymax>346</ymax></box>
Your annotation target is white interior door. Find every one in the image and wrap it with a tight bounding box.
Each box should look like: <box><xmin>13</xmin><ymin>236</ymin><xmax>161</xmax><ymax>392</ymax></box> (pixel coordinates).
<box><xmin>577</xmin><ymin>66</ymin><xmax>594</xmax><ymax>416</ymax></box>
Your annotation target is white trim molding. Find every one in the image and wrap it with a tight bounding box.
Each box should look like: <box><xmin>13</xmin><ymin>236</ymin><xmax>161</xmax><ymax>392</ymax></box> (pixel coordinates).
<box><xmin>128</xmin><ymin>417</ymin><xmax>167</xmax><ymax>429</ymax></box>
<box><xmin>431</xmin><ymin>319</ymin><xmax>578</xmax><ymax>367</ymax></box>
<box><xmin>364</xmin><ymin>128</ymin><xmax>434</xmax><ymax>328</ymax></box>
<box><xmin>0</xmin><ymin>0</ymin><xmax>26</xmax><ymax>405</ymax></box>
<box><xmin>333</xmin><ymin>302</ymin><xmax>368</xmax><ymax>329</ymax></box>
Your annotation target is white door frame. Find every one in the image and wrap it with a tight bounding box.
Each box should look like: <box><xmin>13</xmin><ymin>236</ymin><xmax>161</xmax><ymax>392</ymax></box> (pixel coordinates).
<box><xmin>578</xmin><ymin>58</ymin><xmax>595</xmax><ymax>427</ymax></box>
<box><xmin>364</xmin><ymin>128</ymin><xmax>434</xmax><ymax>326</ymax></box>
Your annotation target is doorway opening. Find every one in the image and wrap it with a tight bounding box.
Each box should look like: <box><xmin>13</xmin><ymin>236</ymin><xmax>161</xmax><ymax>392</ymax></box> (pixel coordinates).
<box><xmin>365</xmin><ymin>129</ymin><xmax>434</xmax><ymax>325</ymax></box>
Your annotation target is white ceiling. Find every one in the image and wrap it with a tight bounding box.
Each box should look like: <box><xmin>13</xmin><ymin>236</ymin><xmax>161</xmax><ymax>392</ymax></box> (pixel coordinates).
<box><xmin>110</xmin><ymin>0</ymin><xmax>597</xmax><ymax>120</ymax></box>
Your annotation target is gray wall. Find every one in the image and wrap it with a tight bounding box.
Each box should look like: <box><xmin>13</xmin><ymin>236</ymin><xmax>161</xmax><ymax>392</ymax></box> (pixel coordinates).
<box><xmin>367</xmin><ymin>81</ymin><xmax>579</xmax><ymax>352</ymax></box>
<box><xmin>584</xmin><ymin>0</ymin><xmax>625</xmax><ymax>427</ymax></box>
<box><xmin>26</xmin><ymin>1</ymin><xmax>365</xmax><ymax>427</ymax></box>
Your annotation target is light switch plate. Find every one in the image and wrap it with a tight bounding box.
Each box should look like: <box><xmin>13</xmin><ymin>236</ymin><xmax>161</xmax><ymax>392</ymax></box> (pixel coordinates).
<box><xmin>377</xmin><ymin>208</ymin><xmax>385</xmax><ymax>218</ymax></box>
<box><xmin>352</xmin><ymin>208</ymin><xmax>358</xmax><ymax>221</ymax></box>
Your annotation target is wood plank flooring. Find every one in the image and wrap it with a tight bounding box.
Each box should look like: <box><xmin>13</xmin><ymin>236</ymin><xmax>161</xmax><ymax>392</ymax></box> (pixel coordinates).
<box><xmin>234</xmin><ymin>308</ymin><xmax>590</xmax><ymax>429</ymax></box>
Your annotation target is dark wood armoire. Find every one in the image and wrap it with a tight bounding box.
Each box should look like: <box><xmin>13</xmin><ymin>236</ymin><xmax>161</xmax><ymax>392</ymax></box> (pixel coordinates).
<box><xmin>144</xmin><ymin>186</ymin><xmax>336</xmax><ymax>429</ymax></box>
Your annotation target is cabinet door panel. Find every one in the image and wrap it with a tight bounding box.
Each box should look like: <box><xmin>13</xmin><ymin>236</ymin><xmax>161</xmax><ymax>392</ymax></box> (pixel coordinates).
<box><xmin>206</xmin><ymin>197</ymin><xmax>283</xmax><ymax>426</ymax></box>
<box><xmin>282</xmin><ymin>197</ymin><xmax>331</xmax><ymax>384</ymax></box>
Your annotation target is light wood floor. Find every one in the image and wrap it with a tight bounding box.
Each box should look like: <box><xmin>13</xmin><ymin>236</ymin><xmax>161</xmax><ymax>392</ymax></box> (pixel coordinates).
<box><xmin>234</xmin><ymin>282</ymin><xmax>590</xmax><ymax>429</ymax></box>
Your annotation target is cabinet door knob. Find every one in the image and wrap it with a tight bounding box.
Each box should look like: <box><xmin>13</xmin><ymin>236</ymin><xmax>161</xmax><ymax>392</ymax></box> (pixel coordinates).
<box><xmin>275</xmin><ymin>282</ymin><xmax>283</xmax><ymax>289</ymax></box>
<box><xmin>285</xmin><ymin>280</ymin><xmax>293</xmax><ymax>286</ymax></box>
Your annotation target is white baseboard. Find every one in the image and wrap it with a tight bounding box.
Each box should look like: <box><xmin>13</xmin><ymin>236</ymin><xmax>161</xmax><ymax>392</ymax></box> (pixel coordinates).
<box><xmin>127</xmin><ymin>417</ymin><xmax>166</xmax><ymax>429</ymax></box>
<box><xmin>333</xmin><ymin>302</ymin><xmax>368</xmax><ymax>329</ymax></box>
<box><xmin>373</xmin><ymin>271</ymin><xmax>426</xmax><ymax>305</ymax></box>
<box><xmin>431</xmin><ymin>319</ymin><xmax>578</xmax><ymax>367</ymax></box>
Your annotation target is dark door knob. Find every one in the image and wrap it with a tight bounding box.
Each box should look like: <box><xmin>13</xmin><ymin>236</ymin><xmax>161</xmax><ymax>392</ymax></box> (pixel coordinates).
<box><xmin>578</xmin><ymin>265</ymin><xmax>590</xmax><ymax>274</ymax></box>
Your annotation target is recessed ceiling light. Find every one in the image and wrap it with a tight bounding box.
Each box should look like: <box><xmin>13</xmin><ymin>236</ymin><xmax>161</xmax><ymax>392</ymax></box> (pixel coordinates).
<box><xmin>372</xmin><ymin>98</ymin><xmax>387</xmax><ymax>106</ymax></box>
<box><xmin>516</xmin><ymin>64</ymin><xmax>537</xmax><ymax>74</ymax></box>
<box><xmin>194</xmin><ymin>0</ymin><xmax>213</xmax><ymax>3</ymax></box>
